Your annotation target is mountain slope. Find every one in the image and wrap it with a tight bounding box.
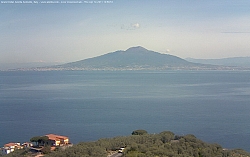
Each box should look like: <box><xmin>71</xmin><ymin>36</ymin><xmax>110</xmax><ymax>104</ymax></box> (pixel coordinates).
<box><xmin>53</xmin><ymin>46</ymin><xmax>200</xmax><ymax>70</ymax></box>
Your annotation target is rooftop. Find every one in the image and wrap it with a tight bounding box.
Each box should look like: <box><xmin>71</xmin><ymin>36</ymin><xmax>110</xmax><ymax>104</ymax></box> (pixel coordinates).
<box><xmin>45</xmin><ymin>134</ymin><xmax>68</xmax><ymax>141</ymax></box>
<box><xmin>4</xmin><ymin>143</ymin><xmax>20</xmax><ymax>147</ymax></box>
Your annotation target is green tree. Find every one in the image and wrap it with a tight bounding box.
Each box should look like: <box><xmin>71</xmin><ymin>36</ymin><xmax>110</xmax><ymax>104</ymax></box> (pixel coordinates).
<box><xmin>42</xmin><ymin>146</ymin><xmax>51</xmax><ymax>154</ymax></box>
<box><xmin>30</xmin><ymin>136</ymin><xmax>49</xmax><ymax>147</ymax></box>
<box><xmin>159</xmin><ymin>131</ymin><xmax>175</xmax><ymax>143</ymax></box>
<box><xmin>30</xmin><ymin>136</ymin><xmax>40</xmax><ymax>146</ymax></box>
<box><xmin>39</xmin><ymin>136</ymin><xmax>49</xmax><ymax>146</ymax></box>
<box><xmin>131</xmin><ymin>130</ymin><xmax>148</xmax><ymax>135</ymax></box>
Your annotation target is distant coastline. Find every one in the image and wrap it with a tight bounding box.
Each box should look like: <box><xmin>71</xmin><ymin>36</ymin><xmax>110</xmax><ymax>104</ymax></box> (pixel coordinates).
<box><xmin>7</xmin><ymin>65</ymin><xmax>250</xmax><ymax>72</ymax></box>
<box><xmin>2</xmin><ymin>47</ymin><xmax>250</xmax><ymax>72</ymax></box>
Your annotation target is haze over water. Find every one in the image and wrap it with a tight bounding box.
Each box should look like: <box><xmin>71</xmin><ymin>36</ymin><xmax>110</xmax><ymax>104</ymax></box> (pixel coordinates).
<box><xmin>0</xmin><ymin>71</ymin><xmax>250</xmax><ymax>151</ymax></box>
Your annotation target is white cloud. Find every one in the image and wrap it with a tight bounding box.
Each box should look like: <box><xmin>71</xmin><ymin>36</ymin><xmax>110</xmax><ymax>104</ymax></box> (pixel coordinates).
<box><xmin>132</xmin><ymin>23</ymin><xmax>140</xmax><ymax>28</ymax></box>
<box><xmin>120</xmin><ymin>23</ymin><xmax>140</xmax><ymax>30</ymax></box>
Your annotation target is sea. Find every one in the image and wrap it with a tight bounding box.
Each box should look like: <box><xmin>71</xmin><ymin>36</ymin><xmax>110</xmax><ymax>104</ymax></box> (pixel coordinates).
<box><xmin>0</xmin><ymin>70</ymin><xmax>250</xmax><ymax>151</ymax></box>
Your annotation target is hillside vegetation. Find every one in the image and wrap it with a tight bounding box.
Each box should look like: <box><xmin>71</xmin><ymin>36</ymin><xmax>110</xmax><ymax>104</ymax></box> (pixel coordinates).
<box><xmin>4</xmin><ymin>130</ymin><xmax>250</xmax><ymax>157</ymax></box>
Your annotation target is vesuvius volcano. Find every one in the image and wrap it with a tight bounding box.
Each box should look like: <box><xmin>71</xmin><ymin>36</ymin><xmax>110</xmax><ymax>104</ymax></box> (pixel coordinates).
<box><xmin>50</xmin><ymin>46</ymin><xmax>204</xmax><ymax>70</ymax></box>
<box><xmin>26</xmin><ymin>46</ymin><xmax>246</xmax><ymax>71</ymax></box>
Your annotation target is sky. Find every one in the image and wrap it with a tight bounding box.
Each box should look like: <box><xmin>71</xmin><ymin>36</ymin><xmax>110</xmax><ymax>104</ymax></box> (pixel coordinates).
<box><xmin>0</xmin><ymin>0</ymin><xmax>250</xmax><ymax>66</ymax></box>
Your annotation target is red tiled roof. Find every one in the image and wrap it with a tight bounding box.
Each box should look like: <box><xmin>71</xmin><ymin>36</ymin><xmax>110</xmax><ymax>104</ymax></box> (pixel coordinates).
<box><xmin>4</xmin><ymin>143</ymin><xmax>18</xmax><ymax>147</ymax></box>
<box><xmin>45</xmin><ymin>134</ymin><xmax>68</xmax><ymax>141</ymax></box>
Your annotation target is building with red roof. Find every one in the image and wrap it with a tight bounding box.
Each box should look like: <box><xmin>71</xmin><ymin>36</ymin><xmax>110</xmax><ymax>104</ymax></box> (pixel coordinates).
<box><xmin>45</xmin><ymin>134</ymin><xmax>69</xmax><ymax>146</ymax></box>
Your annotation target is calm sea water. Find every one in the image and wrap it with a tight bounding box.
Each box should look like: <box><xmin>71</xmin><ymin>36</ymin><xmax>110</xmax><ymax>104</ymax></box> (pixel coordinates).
<box><xmin>0</xmin><ymin>71</ymin><xmax>250</xmax><ymax>151</ymax></box>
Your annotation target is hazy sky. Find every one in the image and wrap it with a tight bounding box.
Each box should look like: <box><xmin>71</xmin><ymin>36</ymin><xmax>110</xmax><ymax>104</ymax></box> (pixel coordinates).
<box><xmin>0</xmin><ymin>0</ymin><xmax>250</xmax><ymax>64</ymax></box>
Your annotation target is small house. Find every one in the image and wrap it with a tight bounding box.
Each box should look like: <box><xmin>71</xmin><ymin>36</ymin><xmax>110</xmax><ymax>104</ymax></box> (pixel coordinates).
<box><xmin>45</xmin><ymin>134</ymin><xmax>69</xmax><ymax>146</ymax></box>
<box><xmin>1</xmin><ymin>142</ymin><xmax>22</xmax><ymax>155</ymax></box>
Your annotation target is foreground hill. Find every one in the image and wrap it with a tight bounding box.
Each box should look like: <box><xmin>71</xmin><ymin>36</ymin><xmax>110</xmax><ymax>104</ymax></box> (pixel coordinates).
<box><xmin>5</xmin><ymin>130</ymin><xmax>250</xmax><ymax>157</ymax></box>
<box><xmin>46</xmin><ymin>131</ymin><xmax>250</xmax><ymax>157</ymax></box>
